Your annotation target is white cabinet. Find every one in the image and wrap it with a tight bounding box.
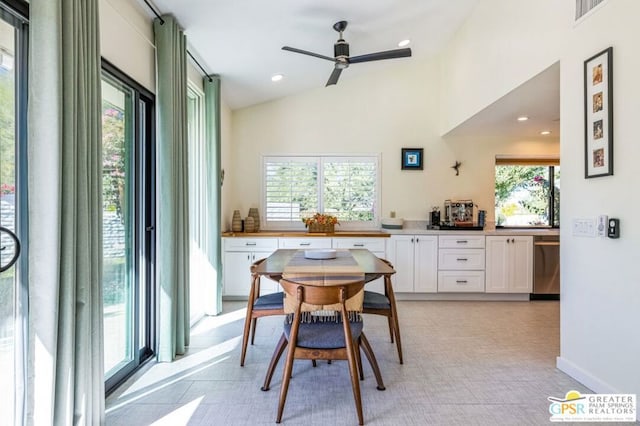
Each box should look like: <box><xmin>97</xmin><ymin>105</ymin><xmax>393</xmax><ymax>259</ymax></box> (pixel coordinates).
<box><xmin>437</xmin><ymin>235</ymin><xmax>485</xmax><ymax>293</ymax></box>
<box><xmin>485</xmin><ymin>236</ymin><xmax>533</xmax><ymax>293</ymax></box>
<box><xmin>222</xmin><ymin>238</ymin><xmax>278</xmax><ymax>297</ymax></box>
<box><xmin>387</xmin><ymin>235</ymin><xmax>438</xmax><ymax>293</ymax></box>
<box><xmin>333</xmin><ymin>237</ymin><xmax>387</xmax><ymax>293</ymax></box>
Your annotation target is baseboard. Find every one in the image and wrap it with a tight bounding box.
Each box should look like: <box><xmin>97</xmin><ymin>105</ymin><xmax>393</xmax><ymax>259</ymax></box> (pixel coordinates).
<box><xmin>556</xmin><ymin>356</ymin><xmax>619</xmax><ymax>394</ymax></box>
<box><xmin>395</xmin><ymin>293</ymin><xmax>531</xmax><ymax>301</ymax></box>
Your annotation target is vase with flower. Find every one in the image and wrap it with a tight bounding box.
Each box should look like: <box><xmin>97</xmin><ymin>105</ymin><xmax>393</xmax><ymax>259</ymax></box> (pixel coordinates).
<box><xmin>302</xmin><ymin>213</ymin><xmax>339</xmax><ymax>233</ymax></box>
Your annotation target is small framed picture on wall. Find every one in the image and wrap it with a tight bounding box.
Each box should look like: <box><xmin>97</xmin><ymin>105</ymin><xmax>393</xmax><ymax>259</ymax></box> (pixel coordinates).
<box><xmin>584</xmin><ymin>47</ymin><xmax>613</xmax><ymax>178</ymax></box>
<box><xmin>401</xmin><ymin>148</ymin><xmax>423</xmax><ymax>170</ymax></box>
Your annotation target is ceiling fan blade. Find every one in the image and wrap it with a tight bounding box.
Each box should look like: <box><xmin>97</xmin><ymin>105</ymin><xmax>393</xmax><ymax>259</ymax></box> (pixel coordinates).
<box><xmin>326</xmin><ymin>67</ymin><xmax>342</xmax><ymax>86</ymax></box>
<box><xmin>349</xmin><ymin>48</ymin><xmax>412</xmax><ymax>64</ymax></box>
<box><xmin>282</xmin><ymin>46</ymin><xmax>336</xmax><ymax>62</ymax></box>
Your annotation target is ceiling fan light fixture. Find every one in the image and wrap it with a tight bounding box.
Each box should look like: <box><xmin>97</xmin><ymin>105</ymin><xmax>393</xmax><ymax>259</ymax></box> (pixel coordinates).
<box><xmin>271</xmin><ymin>74</ymin><xmax>284</xmax><ymax>82</ymax></box>
<box><xmin>398</xmin><ymin>39</ymin><xmax>411</xmax><ymax>47</ymax></box>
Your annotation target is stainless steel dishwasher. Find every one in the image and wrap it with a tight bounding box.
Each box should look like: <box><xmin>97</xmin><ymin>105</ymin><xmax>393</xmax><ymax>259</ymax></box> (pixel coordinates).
<box><xmin>532</xmin><ymin>235</ymin><xmax>560</xmax><ymax>299</ymax></box>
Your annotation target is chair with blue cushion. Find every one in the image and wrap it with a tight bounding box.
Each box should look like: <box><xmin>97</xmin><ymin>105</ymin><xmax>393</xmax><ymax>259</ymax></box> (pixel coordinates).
<box><xmin>363</xmin><ymin>258</ymin><xmax>403</xmax><ymax>364</ymax></box>
<box><xmin>261</xmin><ymin>278</ymin><xmax>385</xmax><ymax>425</ymax></box>
<box><xmin>240</xmin><ymin>258</ymin><xmax>283</xmax><ymax>366</ymax></box>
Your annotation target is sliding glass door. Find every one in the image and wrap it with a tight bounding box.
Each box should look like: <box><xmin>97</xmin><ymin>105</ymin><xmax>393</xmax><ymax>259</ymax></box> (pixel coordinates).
<box><xmin>101</xmin><ymin>62</ymin><xmax>155</xmax><ymax>391</ymax></box>
<box><xmin>0</xmin><ymin>1</ymin><xmax>27</xmax><ymax>424</ymax></box>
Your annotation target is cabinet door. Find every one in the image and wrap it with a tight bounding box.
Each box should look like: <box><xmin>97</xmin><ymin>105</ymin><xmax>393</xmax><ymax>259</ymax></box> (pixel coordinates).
<box><xmin>414</xmin><ymin>236</ymin><xmax>438</xmax><ymax>292</ymax></box>
<box><xmin>387</xmin><ymin>235</ymin><xmax>415</xmax><ymax>292</ymax></box>
<box><xmin>223</xmin><ymin>250</ymin><xmax>277</xmax><ymax>297</ymax></box>
<box><xmin>485</xmin><ymin>237</ymin><xmax>509</xmax><ymax>292</ymax></box>
<box><xmin>223</xmin><ymin>251</ymin><xmax>253</xmax><ymax>296</ymax></box>
<box><xmin>509</xmin><ymin>237</ymin><xmax>533</xmax><ymax>293</ymax></box>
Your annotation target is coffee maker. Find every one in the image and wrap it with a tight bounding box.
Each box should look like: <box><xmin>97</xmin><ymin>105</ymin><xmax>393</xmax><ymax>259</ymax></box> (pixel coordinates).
<box><xmin>444</xmin><ymin>200</ymin><xmax>474</xmax><ymax>226</ymax></box>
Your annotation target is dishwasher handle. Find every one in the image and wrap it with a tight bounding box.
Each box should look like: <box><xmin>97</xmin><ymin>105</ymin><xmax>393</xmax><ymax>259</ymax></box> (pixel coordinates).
<box><xmin>534</xmin><ymin>241</ymin><xmax>559</xmax><ymax>246</ymax></box>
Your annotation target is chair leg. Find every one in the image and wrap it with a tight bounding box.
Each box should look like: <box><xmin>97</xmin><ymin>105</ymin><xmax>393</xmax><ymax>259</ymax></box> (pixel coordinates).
<box><xmin>342</xmin><ymin>316</ymin><xmax>364</xmax><ymax>425</ymax></box>
<box><xmin>386</xmin><ymin>315</ymin><xmax>394</xmax><ymax>343</ymax></box>
<box><xmin>250</xmin><ymin>318</ymin><xmax>258</xmax><ymax>345</ymax></box>
<box><xmin>359</xmin><ymin>332</ymin><xmax>386</xmax><ymax>391</ymax></box>
<box><xmin>386</xmin><ymin>276</ymin><xmax>404</xmax><ymax>364</ymax></box>
<box><xmin>240</xmin><ymin>274</ymin><xmax>260</xmax><ymax>366</ymax></box>
<box><xmin>240</xmin><ymin>305</ymin><xmax>254</xmax><ymax>367</ymax></box>
<box><xmin>262</xmin><ymin>334</ymin><xmax>287</xmax><ymax>391</ymax></box>
<box><xmin>277</xmin><ymin>317</ymin><xmax>300</xmax><ymax>423</ymax></box>
<box><xmin>356</xmin><ymin>338</ymin><xmax>364</xmax><ymax>381</ymax></box>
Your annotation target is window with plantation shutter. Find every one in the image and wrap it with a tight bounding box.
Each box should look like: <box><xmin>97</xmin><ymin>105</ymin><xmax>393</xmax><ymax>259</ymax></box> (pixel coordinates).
<box><xmin>263</xmin><ymin>155</ymin><xmax>380</xmax><ymax>230</ymax></box>
<box><xmin>575</xmin><ymin>0</ymin><xmax>607</xmax><ymax>21</ymax></box>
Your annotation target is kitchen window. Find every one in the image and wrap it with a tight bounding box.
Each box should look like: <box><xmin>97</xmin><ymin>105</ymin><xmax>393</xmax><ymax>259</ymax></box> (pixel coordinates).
<box><xmin>263</xmin><ymin>155</ymin><xmax>380</xmax><ymax>230</ymax></box>
<box><xmin>494</xmin><ymin>156</ymin><xmax>560</xmax><ymax>228</ymax></box>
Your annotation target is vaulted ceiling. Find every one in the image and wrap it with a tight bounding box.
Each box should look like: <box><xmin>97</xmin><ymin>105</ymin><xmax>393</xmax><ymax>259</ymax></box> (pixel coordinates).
<box><xmin>150</xmin><ymin>0</ymin><xmax>480</xmax><ymax>110</ymax></box>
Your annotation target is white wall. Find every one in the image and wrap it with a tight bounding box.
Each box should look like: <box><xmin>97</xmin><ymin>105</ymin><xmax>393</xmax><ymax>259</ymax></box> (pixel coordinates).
<box><xmin>443</xmin><ymin>0</ymin><xmax>640</xmax><ymax>398</ymax></box>
<box><xmin>100</xmin><ymin>0</ymin><xmax>155</xmax><ymax>92</ymax></box>
<box><xmin>440</xmin><ymin>0</ymin><xmax>572</xmax><ymax>135</ymax></box>
<box><xmin>228</xmin><ymin>56</ymin><xmax>555</xmax><ymax>229</ymax></box>
<box><xmin>557</xmin><ymin>0</ymin><xmax>640</xmax><ymax>396</ymax></box>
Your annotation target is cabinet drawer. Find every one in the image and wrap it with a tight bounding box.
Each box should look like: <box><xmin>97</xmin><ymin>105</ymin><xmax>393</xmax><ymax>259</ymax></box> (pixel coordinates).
<box><xmin>332</xmin><ymin>238</ymin><xmax>386</xmax><ymax>252</ymax></box>
<box><xmin>278</xmin><ymin>238</ymin><xmax>332</xmax><ymax>249</ymax></box>
<box><xmin>438</xmin><ymin>271</ymin><xmax>485</xmax><ymax>292</ymax></box>
<box><xmin>224</xmin><ymin>237</ymin><xmax>278</xmax><ymax>251</ymax></box>
<box><xmin>438</xmin><ymin>235</ymin><xmax>485</xmax><ymax>249</ymax></box>
<box><xmin>438</xmin><ymin>249</ymin><xmax>485</xmax><ymax>270</ymax></box>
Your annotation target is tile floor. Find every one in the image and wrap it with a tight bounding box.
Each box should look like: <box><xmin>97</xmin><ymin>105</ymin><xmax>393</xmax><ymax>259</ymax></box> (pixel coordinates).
<box><xmin>106</xmin><ymin>300</ymin><xmax>592</xmax><ymax>425</ymax></box>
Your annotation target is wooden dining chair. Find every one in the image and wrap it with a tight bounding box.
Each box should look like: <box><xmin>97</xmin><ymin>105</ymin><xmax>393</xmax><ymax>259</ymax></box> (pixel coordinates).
<box><xmin>363</xmin><ymin>258</ymin><xmax>404</xmax><ymax>364</ymax></box>
<box><xmin>240</xmin><ymin>258</ymin><xmax>283</xmax><ymax>366</ymax></box>
<box><xmin>261</xmin><ymin>278</ymin><xmax>385</xmax><ymax>425</ymax></box>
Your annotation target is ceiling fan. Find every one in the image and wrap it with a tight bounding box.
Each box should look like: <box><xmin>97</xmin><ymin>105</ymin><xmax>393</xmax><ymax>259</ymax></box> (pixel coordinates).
<box><xmin>282</xmin><ymin>20</ymin><xmax>412</xmax><ymax>87</ymax></box>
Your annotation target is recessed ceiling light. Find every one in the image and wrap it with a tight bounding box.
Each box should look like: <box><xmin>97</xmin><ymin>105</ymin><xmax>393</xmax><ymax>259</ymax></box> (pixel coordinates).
<box><xmin>540</xmin><ymin>130</ymin><xmax>551</xmax><ymax>135</ymax></box>
<box><xmin>271</xmin><ymin>74</ymin><xmax>283</xmax><ymax>82</ymax></box>
<box><xmin>398</xmin><ymin>39</ymin><xmax>411</xmax><ymax>47</ymax></box>
<box><xmin>517</xmin><ymin>116</ymin><xmax>529</xmax><ymax>122</ymax></box>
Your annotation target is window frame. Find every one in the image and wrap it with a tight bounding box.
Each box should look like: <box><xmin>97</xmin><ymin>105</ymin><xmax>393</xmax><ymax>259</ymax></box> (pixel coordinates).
<box><xmin>0</xmin><ymin>2</ymin><xmax>29</xmax><ymax>424</ymax></box>
<box><xmin>261</xmin><ymin>154</ymin><xmax>381</xmax><ymax>231</ymax></box>
<box><xmin>494</xmin><ymin>156</ymin><xmax>560</xmax><ymax>229</ymax></box>
<box><xmin>101</xmin><ymin>59</ymin><xmax>156</xmax><ymax>394</ymax></box>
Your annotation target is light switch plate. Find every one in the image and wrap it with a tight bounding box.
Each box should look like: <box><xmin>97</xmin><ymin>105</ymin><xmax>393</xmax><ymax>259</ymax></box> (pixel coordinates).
<box><xmin>597</xmin><ymin>215</ymin><xmax>608</xmax><ymax>237</ymax></box>
<box><xmin>572</xmin><ymin>218</ymin><xmax>596</xmax><ymax>237</ymax></box>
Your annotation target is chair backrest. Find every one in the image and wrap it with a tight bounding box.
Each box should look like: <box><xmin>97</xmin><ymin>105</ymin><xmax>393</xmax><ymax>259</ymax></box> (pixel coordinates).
<box><xmin>280</xmin><ymin>278</ymin><xmax>364</xmax><ymax>313</ymax></box>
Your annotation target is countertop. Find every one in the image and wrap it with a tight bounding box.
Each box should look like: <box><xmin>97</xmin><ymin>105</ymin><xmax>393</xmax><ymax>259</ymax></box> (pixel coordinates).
<box><xmin>221</xmin><ymin>231</ymin><xmax>391</xmax><ymax>238</ymax></box>
<box><xmin>383</xmin><ymin>227</ymin><xmax>559</xmax><ymax>236</ymax></box>
<box><xmin>221</xmin><ymin>228</ymin><xmax>559</xmax><ymax>237</ymax></box>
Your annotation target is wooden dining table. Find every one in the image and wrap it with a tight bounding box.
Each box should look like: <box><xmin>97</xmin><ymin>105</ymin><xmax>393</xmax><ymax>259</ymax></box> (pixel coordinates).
<box><xmin>253</xmin><ymin>248</ymin><xmax>396</xmax><ymax>280</ymax></box>
<box><xmin>251</xmin><ymin>248</ymin><xmax>402</xmax><ymax>361</ymax></box>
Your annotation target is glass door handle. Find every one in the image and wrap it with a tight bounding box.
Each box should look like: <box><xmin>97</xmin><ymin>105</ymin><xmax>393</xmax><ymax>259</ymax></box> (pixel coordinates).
<box><xmin>0</xmin><ymin>226</ymin><xmax>21</xmax><ymax>273</ymax></box>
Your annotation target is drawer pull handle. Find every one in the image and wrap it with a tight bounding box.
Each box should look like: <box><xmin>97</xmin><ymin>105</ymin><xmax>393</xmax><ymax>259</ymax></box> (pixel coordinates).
<box><xmin>245</xmin><ymin>242</ymin><xmax>257</xmax><ymax>246</ymax></box>
<box><xmin>456</xmin><ymin>258</ymin><xmax>468</xmax><ymax>261</ymax></box>
<box><xmin>299</xmin><ymin>243</ymin><xmax>311</xmax><ymax>246</ymax></box>
<box><xmin>353</xmin><ymin>243</ymin><xmax>364</xmax><ymax>247</ymax></box>
<box><xmin>456</xmin><ymin>240</ymin><xmax>468</xmax><ymax>244</ymax></box>
<box><xmin>456</xmin><ymin>280</ymin><xmax>468</xmax><ymax>284</ymax></box>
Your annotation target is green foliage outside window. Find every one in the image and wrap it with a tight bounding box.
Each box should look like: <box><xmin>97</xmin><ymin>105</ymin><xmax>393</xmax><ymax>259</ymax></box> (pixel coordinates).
<box><xmin>495</xmin><ymin>165</ymin><xmax>560</xmax><ymax>227</ymax></box>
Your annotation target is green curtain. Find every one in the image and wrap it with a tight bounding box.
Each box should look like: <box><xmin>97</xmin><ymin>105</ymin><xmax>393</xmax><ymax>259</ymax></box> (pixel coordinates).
<box><xmin>204</xmin><ymin>77</ymin><xmax>223</xmax><ymax>314</ymax></box>
<box><xmin>154</xmin><ymin>15</ymin><xmax>190</xmax><ymax>362</ymax></box>
<box><xmin>28</xmin><ymin>0</ymin><xmax>104</xmax><ymax>424</ymax></box>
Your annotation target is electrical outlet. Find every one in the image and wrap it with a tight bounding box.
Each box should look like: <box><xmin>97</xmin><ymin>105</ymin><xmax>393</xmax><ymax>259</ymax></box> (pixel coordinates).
<box><xmin>572</xmin><ymin>218</ymin><xmax>596</xmax><ymax>237</ymax></box>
